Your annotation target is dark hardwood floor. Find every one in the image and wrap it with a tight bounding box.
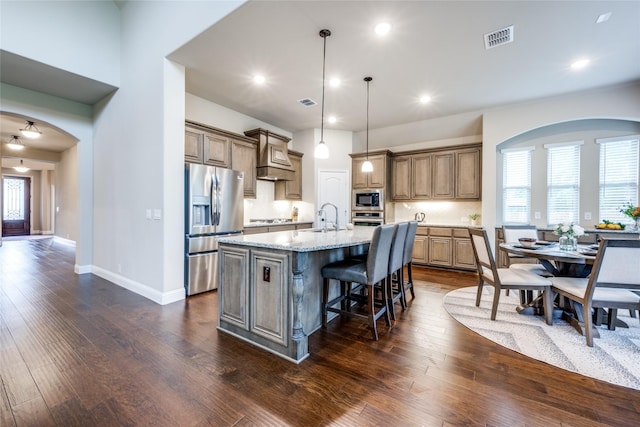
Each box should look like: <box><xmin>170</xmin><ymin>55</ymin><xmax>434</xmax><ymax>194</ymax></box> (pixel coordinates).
<box><xmin>1</xmin><ymin>237</ymin><xmax>638</xmax><ymax>426</ymax></box>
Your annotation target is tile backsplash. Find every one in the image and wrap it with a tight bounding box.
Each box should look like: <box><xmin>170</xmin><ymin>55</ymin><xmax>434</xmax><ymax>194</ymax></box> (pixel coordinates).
<box><xmin>394</xmin><ymin>201</ymin><xmax>482</xmax><ymax>225</ymax></box>
<box><xmin>243</xmin><ymin>180</ymin><xmax>314</xmax><ymax>224</ymax></box>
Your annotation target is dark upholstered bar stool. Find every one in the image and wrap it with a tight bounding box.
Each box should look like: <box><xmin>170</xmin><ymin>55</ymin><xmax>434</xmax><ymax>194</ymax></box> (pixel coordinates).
<box><xmin>387</xmin><ymin>222</ymin><xmax>409</xmax><ymax>321</ymax></box>
<box><xmin>399</xmin><ymin>221</ymin><xmax>419</xmax><ymax>308</ymax></box>
<box><xmin>321</xmin><ymin>224</ymin><xmax>396</xmax><ymax>341</ymax></box>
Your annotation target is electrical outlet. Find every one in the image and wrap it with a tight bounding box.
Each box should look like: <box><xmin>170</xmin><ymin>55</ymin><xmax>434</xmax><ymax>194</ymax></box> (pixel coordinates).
<box><xmin>263</xmin><ymin>266</ymin><xmax>270</xmax><ymax>282</ymax></box>
<box><xmin>584</xmin><ymin>212</ymin><xmax>592</xmax><ymax>220</ymax></box>
<box><xmin>534</xmin><ymin>212</ymin><xmax>541</xmax><ymax>219</ymax></box>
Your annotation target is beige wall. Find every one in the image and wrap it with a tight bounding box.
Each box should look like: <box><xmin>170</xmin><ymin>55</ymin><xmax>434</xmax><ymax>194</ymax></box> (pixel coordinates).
<box><xmin>54</xmin><ymin>145</ymin><xmax>78</xmax><ymax>241</ymax></box>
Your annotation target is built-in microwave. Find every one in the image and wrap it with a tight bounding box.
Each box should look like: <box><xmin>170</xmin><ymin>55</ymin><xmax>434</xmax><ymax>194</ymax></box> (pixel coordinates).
<box><xmin>352</xmin><ymin>190</ymin><xmax>383</xmax><ymax>211</ymax></box>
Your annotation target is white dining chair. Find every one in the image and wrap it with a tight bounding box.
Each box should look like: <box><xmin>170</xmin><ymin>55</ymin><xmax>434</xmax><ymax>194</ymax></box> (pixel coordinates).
<box><xmin>469</xmin><ymin>228</ymin><xmax>554</xmax><ymax>325</ymax></box>
<box><xmin>550</xmin><ymin>239</ymin><xmax>640</xmax><ymax>346</ymax></box>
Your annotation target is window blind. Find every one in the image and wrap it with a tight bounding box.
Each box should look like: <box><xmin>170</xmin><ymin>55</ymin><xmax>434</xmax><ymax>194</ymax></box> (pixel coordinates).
<box><xmin>502</xmin><ymin>149</ymin><xmax>531</xmax><ymax>223</ymax></box>
<box><xmin>546</xmin><ymin>143</ymin><xmax>581</xmax><ymax>225</ymax></box>
<box><xmin>598</xmin><ymin>137</ymin><xmax>639</xmax><ymax>224</ymax></box>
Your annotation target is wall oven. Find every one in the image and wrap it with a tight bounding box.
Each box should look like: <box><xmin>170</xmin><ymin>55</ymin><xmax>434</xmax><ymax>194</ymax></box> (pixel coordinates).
<box><xmin>352</xmin><ymin>210</ymin><xmax>384</xmax><ymax>227</ymax></box>
<box><xmin>352</xmin><ymin>189</ymin><xmax>383</xmax><ymax>211</ymax></box>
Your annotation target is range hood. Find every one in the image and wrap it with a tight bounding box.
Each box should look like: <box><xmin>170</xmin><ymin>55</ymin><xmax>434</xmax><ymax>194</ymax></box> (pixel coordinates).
<box><xmin>244</xmin><ymin>128</ymin><xmax>295</xmax><ymax>181</ymax></box>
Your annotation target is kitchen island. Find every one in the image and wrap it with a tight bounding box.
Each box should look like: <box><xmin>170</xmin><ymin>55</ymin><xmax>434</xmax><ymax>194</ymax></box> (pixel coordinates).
<box><xmin>216</xmin><ymin>227</ymin><xmax>376</xmax><ymax>363</ymax></box>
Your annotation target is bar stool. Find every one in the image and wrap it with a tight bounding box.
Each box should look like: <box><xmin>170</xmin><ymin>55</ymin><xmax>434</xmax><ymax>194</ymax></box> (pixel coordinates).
<box><xmin>321</xmin><ymin>224</ymin><xmax>396</xmax><ymax>341</ymax></box>
<box><xmin>387</xmin><ymin>222</ymin><xmax>409</xmax><ymax>321</ymax></box>
<box><xmin>399</xmin><ymin>220</ymin><xmax>419</xmax><ymax>308</ymax></box>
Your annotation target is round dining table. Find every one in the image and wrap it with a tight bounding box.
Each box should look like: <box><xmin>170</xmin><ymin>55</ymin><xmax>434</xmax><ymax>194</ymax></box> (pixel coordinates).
<box><xmin>499</xmin><ymin>241</ymin><xmax>597</xmax><ymax>277</ymax></box>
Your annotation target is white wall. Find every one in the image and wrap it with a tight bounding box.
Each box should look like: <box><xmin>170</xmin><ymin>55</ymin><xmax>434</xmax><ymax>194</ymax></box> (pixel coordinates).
<box><xmin>55</xmin><ymin>145</ymin><xmax>78</xmax><ymax>241</ymax></box>
<box><xmin>0</xmin><ymin>1</ymin><xmax>120</xmax><ymax>87</ymax></box>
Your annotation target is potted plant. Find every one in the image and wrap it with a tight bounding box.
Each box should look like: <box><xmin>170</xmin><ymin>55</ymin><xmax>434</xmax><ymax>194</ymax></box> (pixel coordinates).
<box><xmin>469</xmin><ymin>213</ymin><xmax>480</xmax><ymax>226</ymax></box>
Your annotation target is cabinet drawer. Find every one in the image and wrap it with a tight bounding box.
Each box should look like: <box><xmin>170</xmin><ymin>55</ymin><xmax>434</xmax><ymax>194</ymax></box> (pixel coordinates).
<box><xmin>416</xmin><ymin>226</ymin><xmax>429</xmax><ymax>236</ymax></box>
<box><xmin>452</xmin><ymin>228</ymin><xmax>470</xmax><ymax>238</ymax></box>
<box><xmin>429</xmin><ymin>227</ymin><xmax>452</xmax><ymax>237</ymax></box>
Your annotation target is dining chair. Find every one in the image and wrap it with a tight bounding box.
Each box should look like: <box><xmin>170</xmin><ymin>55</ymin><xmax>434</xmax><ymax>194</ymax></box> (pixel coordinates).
<box><xmin>468</xmin><ymin>227</ymin><xmax>554</xmax><ymax>325</ymax></box>
<box><xmin>400</xmin><ymin>221</ymin><xmax>419</xmax><ymax>307</ymax></box>
<box><xmin>550</xmin><ymin>239</ymin><xmax>640</xmax><ymax>346</ymax></box>
<box><xmin>321</xmin><ymin>224</ymin><xmax>396</xmax><ymax>340</ymax></box>
<box><xmin>387</xmin><ymin>222</ymin><xmax>409</xmax><ymax>321</ymax></box>
<box><xmin>502</xmin><ymin>225</ymin><xmax>551</xmax><ymax>277</ymax></box>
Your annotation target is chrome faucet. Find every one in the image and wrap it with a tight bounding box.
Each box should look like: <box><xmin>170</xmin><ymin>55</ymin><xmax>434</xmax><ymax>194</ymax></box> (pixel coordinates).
<box><xmin>319</xmin><ymin>202</ymin><xmax>339</xmax><ymax>231</ymax></box>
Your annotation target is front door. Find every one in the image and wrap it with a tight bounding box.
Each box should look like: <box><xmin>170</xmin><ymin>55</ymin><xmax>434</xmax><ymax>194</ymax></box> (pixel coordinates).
<box><xmin>2</xmin><ymin>176</ymin><xmax>31</xmax><ymax>236</ymax></box>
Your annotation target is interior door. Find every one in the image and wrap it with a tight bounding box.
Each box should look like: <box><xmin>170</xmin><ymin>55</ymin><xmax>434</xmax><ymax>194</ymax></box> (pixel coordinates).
<box><xmin>317</xmin><ymin>170</ymin><xmax>349</xmax><ymax>229</ymax></box>
<box><xmin>2</xmin><ymin>176</ymin><xmax>31</xmax><ymax>236</ymax></box>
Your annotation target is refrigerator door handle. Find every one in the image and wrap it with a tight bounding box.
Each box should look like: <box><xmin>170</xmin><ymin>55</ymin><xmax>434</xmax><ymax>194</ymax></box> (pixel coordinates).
<box><xmin>214</xmin><ymin>173</ymin><xmax>221</xmax><ymax>226</ymax></box>
<box><xmin>209</xmin><ymin>173</ymin><xmax>216</xmax><ymax>226</ymax></box>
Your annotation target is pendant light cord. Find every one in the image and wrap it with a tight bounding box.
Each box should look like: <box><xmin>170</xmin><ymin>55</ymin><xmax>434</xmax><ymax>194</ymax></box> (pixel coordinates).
<box><xmin>365</xmin><ymin>76</ymin><xmax>372</xmax><ymax>160</ymax></box>
<box><xmin>320</xmin><ymin>31</ymin><xmax>328</xmax><ymax>143</ymax></box>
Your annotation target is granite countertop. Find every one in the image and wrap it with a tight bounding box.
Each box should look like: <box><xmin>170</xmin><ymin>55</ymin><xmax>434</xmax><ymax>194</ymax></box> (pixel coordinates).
<box><xmin>219</xmin><ymin>226</ymin><xmax>376</xmax><ymax>252</ymax></box>
<box><xmin>244</xmin><ymin>220</ymin><xmax>313</xmax><ymax>228</ymax></box>
<box><xmin>414</xmin><ymin>222</ymin><xmax>480</xmax><ymax>228</ymax></box>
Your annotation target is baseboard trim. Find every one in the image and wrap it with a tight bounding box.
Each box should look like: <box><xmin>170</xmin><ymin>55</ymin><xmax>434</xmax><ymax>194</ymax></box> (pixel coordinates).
<box><xmin>91</xmin><ymin>266</ymin><xmax>185</xmax><ymax>305</ymax></box>
<box><xmin>53</xmin><ymin>236</ymin><xmax>76</xmax><ymax>246</ymax></box>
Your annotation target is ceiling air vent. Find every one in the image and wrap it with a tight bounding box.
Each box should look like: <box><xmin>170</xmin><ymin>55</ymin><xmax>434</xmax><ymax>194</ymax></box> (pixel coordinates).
<box><xmin>298</xmin><ymin>98</ymin><xmax>317</xmax><ymax>107</ymax></box>
<box><xmin>484</xmin><ymin>25</ymin><xmax>514</xmax><ymax>49</ymax></box>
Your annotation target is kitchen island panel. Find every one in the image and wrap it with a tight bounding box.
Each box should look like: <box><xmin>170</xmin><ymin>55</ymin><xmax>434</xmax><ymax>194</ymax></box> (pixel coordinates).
<box><xmin>218</xmin><ymin>229</ymin><xmax>372</xmax><ymax>363</ymax></box>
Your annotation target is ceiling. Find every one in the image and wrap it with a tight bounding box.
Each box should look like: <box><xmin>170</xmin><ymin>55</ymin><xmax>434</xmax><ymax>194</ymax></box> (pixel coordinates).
<box><xmin>168</xmin><ymin>1</ymin><xmax>640</xmax><ymax>133</ymax></box>
<box><xmin>2</xmin><ymin>1</ymin><xmax>639</xmax><ymax>172</ymax></box>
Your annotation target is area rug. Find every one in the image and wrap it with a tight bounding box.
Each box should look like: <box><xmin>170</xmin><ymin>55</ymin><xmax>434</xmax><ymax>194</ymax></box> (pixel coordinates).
<box><xmin>443</xmin><ymin>286</ymin><xmax>640</xmax><ymax>391</ymax></box>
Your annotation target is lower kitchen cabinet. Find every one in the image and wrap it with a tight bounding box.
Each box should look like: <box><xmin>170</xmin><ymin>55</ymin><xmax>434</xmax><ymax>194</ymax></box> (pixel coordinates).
<box><xmin>219</xmin><ymin>246</ymin><xmax>290</xmax><ymax>347</ymax></box>
<box><xmin>412</xmin><ymin>226</ymin><xmax>476</xmax><ymax>272</ymax></box>
<box><xmin>219</xmin><ymin>246</ymin><xmax>250</xmax><ymax>331</ymax></box>
<box><xmin>250</xmin><ymin>250</ymin><xmax>288</xmax><ymax>346</ymax></box>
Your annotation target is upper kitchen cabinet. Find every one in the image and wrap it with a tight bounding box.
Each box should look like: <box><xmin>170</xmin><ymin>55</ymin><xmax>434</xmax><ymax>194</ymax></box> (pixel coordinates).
<box><xmin>455</xmin><ymin>147</ymin><xmax>482</xmax><ymax>199</ymax></box>
<box><xmin>184</xmin><ymin>122</ymin><xmax>231</xmax><ymax>167</ymax></box>
<box><xmin>390</xmin><ymin>144</ymin><xmax>482</xmax><ymax>201</ymax></box>
<box><xmin>185</xmin><ymin>121</ymin><xmax>258</xmax><ymax>197</ymax></box>
<box><xmin>275</xmin><ymin>150</ymin><xmax>303</xmax><ymax>200</ymax></box>
<box><xmin>231</xmin><ymin>138</ymin><xmax>258</xmax><ymax>198</ymax></box>
<box><xmin>350</xmin><ymin>151</ymin><xmax>391</xmax><ymax>189</ymax></box>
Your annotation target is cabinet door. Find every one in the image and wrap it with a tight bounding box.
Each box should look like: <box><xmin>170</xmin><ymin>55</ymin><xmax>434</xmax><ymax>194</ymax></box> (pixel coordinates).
<box><xmin>412</xmin><ymin>235</ymin><xmax>428</xmax><ymax>264</ymax></box>
<box><xmin>231</xmin><ymin>139</ymin><xmax>257</xmax><ymax>198</ymax></box>
<box><xmin>185</xmin><ymin>128</ymin><xmax>204</xmax><ymax>163</ymax></box>
<box><xmin>250</xmin><ymin>250</ymin><xmax>288</xmax><ymax>346</ymax></box>
<box><xmin>352</xmin><ymin>158</ymin><xmax>369</xmax><ymax>189</ymax></box>
<box><xmin>411</xmin><ymin>153</ymin><xmax>432</xmax><ymax>199</ymax></box>
<box><xmin>391</xmin><ymin>156</ymin><xmax>411</xmax><ymax>200</ymax></box>
<box><xmin>204</xmin><ymin>133</ymin><xmax>231</xmax><ymax>167</ymax></box>
<box><xmin>428</xmin><ymin>236</ymin><xmax>453</xmax><ymax>266</ymax></box>
<box><xmin>432</xmin><ymin>151</ymin><xmax>455</xmax><ymax>198</ymax></box>
<box><xmin>219</xmin><ymin>246</ymin><xmax>250</xmax><ymax>331</ymax></box>
<box><xmin>275</xmin><ymin>151</ymin><xmax>302</xmax><ymax>200</ymax></box>
<box><xmin>453</xmin><ymin>238</ymin><xmax>476</xmax><ymax>270</ymax></box>
<box><xmin>456</xmin><ymin>148</ymin><xmax>481</xmax><ymax>199</ymax></box>
<box><xmin>368</xmin><ymin>155</ymin><xmax>387</xmax><ymax>188</ymax></box>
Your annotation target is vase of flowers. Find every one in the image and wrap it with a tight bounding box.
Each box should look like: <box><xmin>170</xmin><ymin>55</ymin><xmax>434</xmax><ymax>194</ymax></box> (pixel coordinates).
<box><xmin>553</xmin><ymin>223</ymin><xmax>586</xmax><ymax>251</ymax></box>
<box><xmin>619</xmin><ymin>202</ymin><xmax>640</xmax><ymax>231</ymax></box>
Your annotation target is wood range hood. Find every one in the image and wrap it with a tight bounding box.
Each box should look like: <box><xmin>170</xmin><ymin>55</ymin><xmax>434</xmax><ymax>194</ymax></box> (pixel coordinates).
<box><xmin>244</xmin><ymin>128</ymin><xmax>295</xmax><ymax>181</ymax></box>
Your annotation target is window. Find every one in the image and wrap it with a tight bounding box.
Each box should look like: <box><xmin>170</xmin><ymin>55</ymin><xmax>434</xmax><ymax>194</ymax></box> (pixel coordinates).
<box><xmin>546</xmin><ymin>142</ymin><xmax>582</xmax><ymax>225</ymax></box>
<box><xmin>502</xmin><ymin>147</ymin><xmax>532</xmax><ymax>223</ymax></box>
<box><xmin>598</xmin><ymin>136</ymin><xmax>639</xmax><ymax>224</ymax></box>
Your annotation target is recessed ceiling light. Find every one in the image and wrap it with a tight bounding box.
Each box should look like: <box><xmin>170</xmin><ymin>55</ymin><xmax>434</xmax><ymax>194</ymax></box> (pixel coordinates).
<box><xmin>253</xmin><ymin>74</ymin><xmax>265</xmax><ymax>84</ymax></box>
<box><xmin>375</xmin><ymin>22</ymin><xmax>391</xmax><ymax>36</ymax></box>
<box><xmin>420</xmin><ymin>95</ymin><xmax>432</xmax><ymax>104</ymax></box>
<box><xmin>571</xmin><ymin>59</ymin><xmax>590</xmax><ymax>70</ymax></box>
<box><xmin>328</xmin><ymin>116</ymin><xmax>337</xmax><ymax>124</ymax></box>
<box><xmin>329</xmin><ymin>78</ymin><xmax>340</xmax><ymax>87</ymax></box>
<box><xmin>596</xmin><ymin>12</ymin><xmax>612</xmax><ymax>24</ymax></box>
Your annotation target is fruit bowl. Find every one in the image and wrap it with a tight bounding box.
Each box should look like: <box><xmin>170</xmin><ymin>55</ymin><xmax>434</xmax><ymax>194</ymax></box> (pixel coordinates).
<box><xmin>518</xmin><ymin>237</ymin><xmax>537</xmax><ymax>248</ymax></box>
<box><xmin>595</xmin><ymin>220</ymin><xmax>625</xmax><ymax>230</ymax></box>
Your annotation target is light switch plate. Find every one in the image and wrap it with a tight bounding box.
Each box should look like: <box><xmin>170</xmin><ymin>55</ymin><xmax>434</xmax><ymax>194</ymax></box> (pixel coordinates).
<box><xmin>584</xmin><ymin>212</ymin><xmax>592</xmax><ymax>220</ymax></box>
<box><xmin>146</xmin><ymin>209</ymin><xmax>152</xmax><ymax>220</ymax></box>
<box><xmin>534</xmin><ymin>211</ymin><xmax>541</xmax><ymax>219</ymax></box>
<box><xmin>153</xmin><ymin>209</ymin><xmax>161</xmax><ymax>220</ymax></box>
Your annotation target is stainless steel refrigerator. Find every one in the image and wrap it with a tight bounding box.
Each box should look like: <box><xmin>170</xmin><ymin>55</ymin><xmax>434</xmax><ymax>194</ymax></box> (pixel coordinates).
<box><xmin>185</xmin><ymin>163</ymin><xmax>244</xmax><ymax>295</ymax></box>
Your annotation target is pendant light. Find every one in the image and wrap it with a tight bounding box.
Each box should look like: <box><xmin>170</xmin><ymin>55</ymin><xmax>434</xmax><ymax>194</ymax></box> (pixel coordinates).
<box><xmin>20</xmin><ymin>120</ymin><xmax>42</xmax><ymax>139</ymax></box>
<box><xmin>14</xmin><ymin>160</ymin><xmax>30</xmax><ymax>173</ymax></box>
<box><xmin>361</xmin><ymin>76</ymin><xmax>374</xmax><ymax>173</ymax></box>
<box><xmin>314</xmin><ymin>29</ymin><xmax>331</xmax><ymax>159</ymax></box>
<box><xmin>6</xmin><ymin>135</ymin><xmax>25</xmax><ymax>150</ymax></box>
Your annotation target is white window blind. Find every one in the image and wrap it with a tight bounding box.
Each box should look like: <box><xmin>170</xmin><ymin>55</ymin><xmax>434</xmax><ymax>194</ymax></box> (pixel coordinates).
<box><xmin>502</xmin><ymin>148</ymin><xmax>531</xmax><ymax>223</ymax></box>
<box><xmin>598</xmin><ymin>136</ymin><xmax>639</xmax><ymax>224</ymax></box>
<box><xmin>546</xmin><ymin>142</ymin><xmax>581</xmax><ymax>225</ymax></box>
